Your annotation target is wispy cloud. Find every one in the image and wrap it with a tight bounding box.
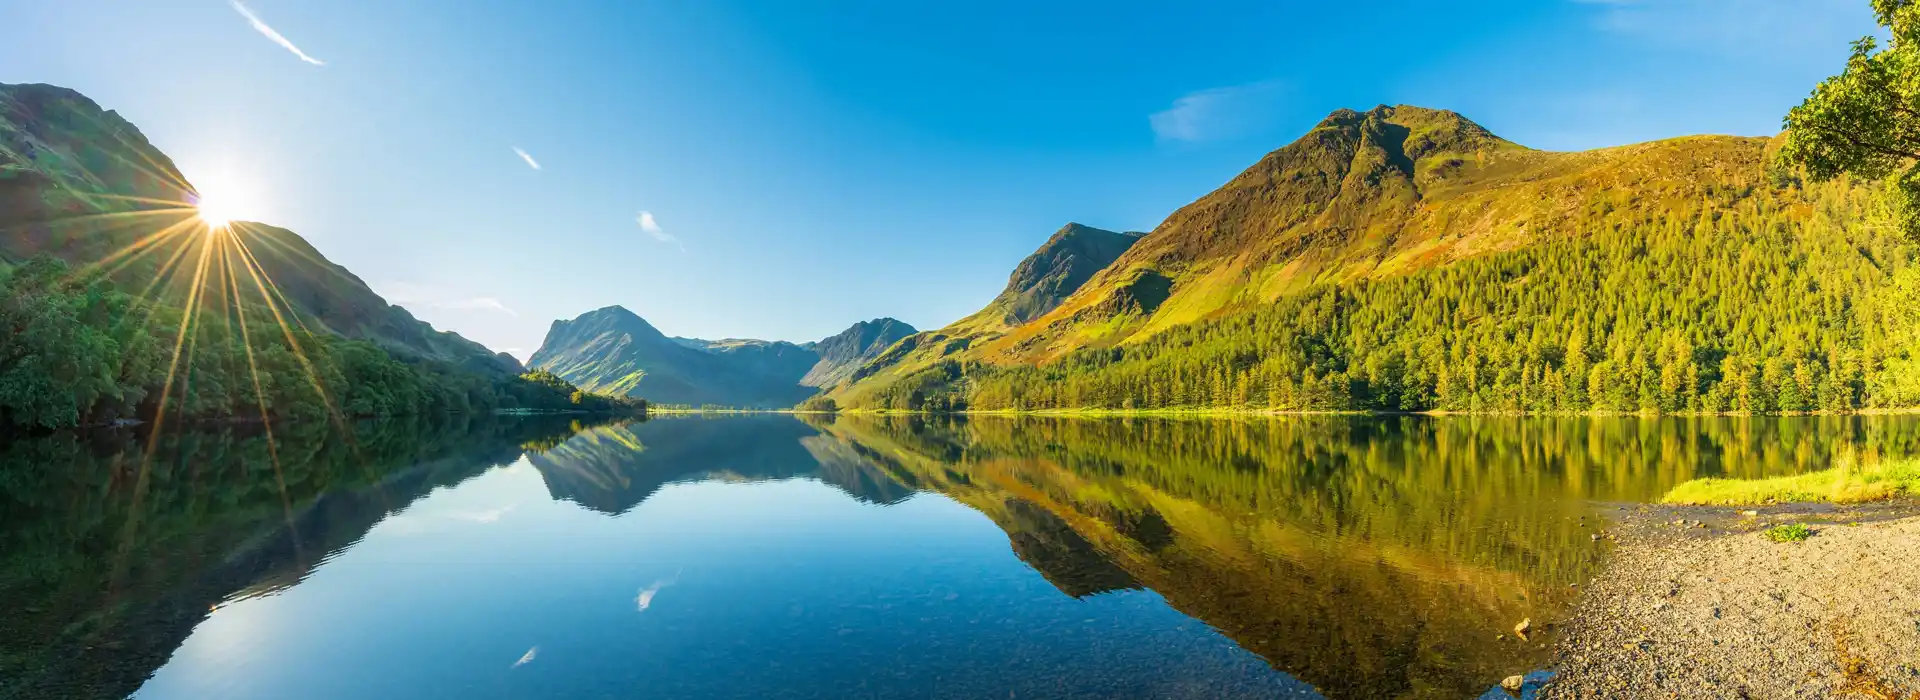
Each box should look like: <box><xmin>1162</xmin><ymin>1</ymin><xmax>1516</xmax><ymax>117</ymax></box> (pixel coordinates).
<box><xmin>435</xmin><ymin>297</ymin><xmax>518</xmax><ymax>316</ymax></box>
<box><xmin>451</xmin><ymin>504</ymin><xmax>516</xmax><ymax>523</ymax></box>
<box><xmin>638</xmin><ymin>211</ymin><xmax>683</xmax><ymax>251</ymax></box>
<box><xmin>229</xmin><ymin>1</ymin><xmax>325</xmax><ymax>66</ymax></box>
<box><xmin>1149</xmin><ymin>80</ymin><xmax>1287</xmax><ymax>143</ymax></box>
<box><xmin>1572</xmin><ymin>0</ymin><xmax>1868</xmax><ymax>57</ymax></box>
<box><xmin>512</xmin><ymin>147</ymin><xmax>542</xmax><ymax>171</ymax></box>
<box><xmin>637</xmin><ymin>568</ymin><xmax>681</xmax><ymax>612</ymax></box>
<box><xmin>379</xmin><ymin>283</ymin><xmax>518</xmax><ymax>316</ymax></box>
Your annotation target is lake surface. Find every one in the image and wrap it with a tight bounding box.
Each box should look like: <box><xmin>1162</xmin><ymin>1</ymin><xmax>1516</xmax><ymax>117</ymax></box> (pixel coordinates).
<box><xmin>6</xmin><ymin>414</ymin><xmax>1918</xmax><ymax>700</ymax></box>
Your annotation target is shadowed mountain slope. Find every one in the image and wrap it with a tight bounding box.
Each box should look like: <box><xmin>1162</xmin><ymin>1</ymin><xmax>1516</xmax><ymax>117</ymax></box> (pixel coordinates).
<box><xmin>0</xmin><ymin>82</ymin><xmax>521</xmax><ymax>373</ymax></box>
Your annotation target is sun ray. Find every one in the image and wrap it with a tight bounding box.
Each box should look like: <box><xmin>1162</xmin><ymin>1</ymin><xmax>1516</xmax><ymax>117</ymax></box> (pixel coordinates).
<box><xmin>117</xmin><ymin>219</ymin><xmax>220</xmax><ymax>584</ymax></box>
<box><xmin>87</xmin><ymin>193</ymin><xmax>199</xmax><ymax>210</ymax></box>
<box><xmin>63</xmin><ymin>104</ymin><xmax>198</xmax><ymax>196</ymax></box>
<box><xmin>230</xmin><ymin>230</ymin><xmax>352</xmax><ymax>438</ymax></box>
<box><xmin>124</xmin><ymin>229</ymin><xmax>201</xmax><ymax>316</ymax></box>
<box><xmin>220</xmin><ymin>232</ymin><xmax>304</xmax><ymax>551</ymax></box>
<box><xmin>232</xmin><ymin>221</ymin><xmax>370</xmax><ymax>289</ymax></box>
<box><xmin>79</xmin><ymin>213</ymin><xmax>202</xmax><ymax>281</ymax></box>
<box><xmin>230</xmin><ymin>224</ymin><xmax>316</xmax><ymax>334</ymax></box>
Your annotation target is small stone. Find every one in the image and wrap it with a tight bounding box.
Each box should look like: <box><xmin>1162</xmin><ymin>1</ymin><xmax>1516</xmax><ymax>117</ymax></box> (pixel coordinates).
<box><xmin>1501</xmin><ymin>674</ymin><xmax>1526</xmax><ymax>693</ymax></box>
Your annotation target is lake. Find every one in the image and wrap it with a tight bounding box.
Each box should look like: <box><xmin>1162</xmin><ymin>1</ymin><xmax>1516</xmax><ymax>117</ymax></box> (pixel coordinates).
<box><xmin>6</xmin><ymin>413</ymin><xmax>1917</xmax><ymax>700</ymax></box>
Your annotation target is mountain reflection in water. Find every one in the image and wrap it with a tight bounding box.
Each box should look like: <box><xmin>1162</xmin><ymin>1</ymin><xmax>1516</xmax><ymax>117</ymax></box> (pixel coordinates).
<box><xmin>5</xmin><ymin>413</ymin><xmax>1914</xmax><ymax>700</ymax></box>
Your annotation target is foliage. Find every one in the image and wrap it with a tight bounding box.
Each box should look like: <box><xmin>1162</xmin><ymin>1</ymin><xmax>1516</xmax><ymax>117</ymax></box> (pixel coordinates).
<box><xmin>1780</xmin><ymin>0</ymin><xmax>1920</xmax><ymax>238</ymax></box>
<box><xmin>0</xmin><ymin>256</ymin><xmax>643</xmax><ymax>430</ymax></box>
<box><xmin>1764</xmin><ymin>523</ymin><xmax>1816</xmax><ymax>543</ymax></box>
<box><xmin>796</xmin><ymin>395</ymin><xmax>840</xmax><ymax>412</ymax></box>
<box><xmin>845</xmin><ymin>175</ymin><xmax>1917</xmax><ymax>413</ymax></box>
<box><xmin>1664</xmin><ymin>455</ymin><xmax>1920</xmax><ymax>505</ymax></box>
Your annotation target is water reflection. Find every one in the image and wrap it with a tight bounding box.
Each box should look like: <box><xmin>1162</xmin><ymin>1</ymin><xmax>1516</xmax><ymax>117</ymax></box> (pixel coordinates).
<box><xmin>0</xmin><ymin>415</ymin><xmax>604</xmax><ymax>700</ymax></box>
<box><xmin>4</xmin><ymin>413</ymin><xmax>1913</xmax><ymax>700</ymax></box>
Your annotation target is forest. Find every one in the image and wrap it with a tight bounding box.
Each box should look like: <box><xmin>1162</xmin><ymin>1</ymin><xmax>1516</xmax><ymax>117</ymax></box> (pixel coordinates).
<box><xmin>852</xmin><ymin>177</ymin><xmax>1920</xmax><ymax>414</ymax></box>
<box><xmin>0</xmin><ymin>255</ymin><xmax>645</xmax><ymax>431</ymax></box>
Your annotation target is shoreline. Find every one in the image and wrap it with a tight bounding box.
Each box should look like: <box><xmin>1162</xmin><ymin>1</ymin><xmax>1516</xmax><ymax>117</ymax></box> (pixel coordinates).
<box><xmin>1539</xmin><ymin>499</ymin><xmax>1920</xmax><ymax>698</ymax></box>
<box><xmin>652</xmin><ymin>407</ymin><xmax>1920</xmax><ymax>418</ymax></box>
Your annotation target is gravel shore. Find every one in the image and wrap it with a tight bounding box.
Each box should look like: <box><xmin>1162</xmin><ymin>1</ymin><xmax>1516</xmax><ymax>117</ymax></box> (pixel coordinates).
<box><xmin>1539</xmin><ymin>502</ymin><xmax>1920</xmax><ymax>699</ymax></box>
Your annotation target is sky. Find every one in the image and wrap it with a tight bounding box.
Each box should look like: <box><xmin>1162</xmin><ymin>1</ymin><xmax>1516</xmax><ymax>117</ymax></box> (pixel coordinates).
<box><xmin>0</xmin><ymin>0</ymin><xmax>1882</xmax><ymax>359</ymax></box>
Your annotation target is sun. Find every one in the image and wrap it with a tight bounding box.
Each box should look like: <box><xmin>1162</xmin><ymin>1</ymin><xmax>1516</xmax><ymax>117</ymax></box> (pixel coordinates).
<box><xmin>187</xmin><ymin>170</ymin><xmax>262</xmax><ymax>232</ymax></box>
<box><xmin>195</xmin><ymin>192</ymin><xmax>234</xmax><ymax>230</ymax></box>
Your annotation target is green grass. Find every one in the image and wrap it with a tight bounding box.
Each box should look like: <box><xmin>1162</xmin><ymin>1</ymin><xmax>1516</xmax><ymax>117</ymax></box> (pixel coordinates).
<box><xmin>1763</xmin><ymin>523</ymin><xmax>1815</xmax><ymax>543</ymax></box>
<box><xmin>1663</xmin><ymin>456</ymin><xmax>1920</xmax><ymax>505</ymax></box>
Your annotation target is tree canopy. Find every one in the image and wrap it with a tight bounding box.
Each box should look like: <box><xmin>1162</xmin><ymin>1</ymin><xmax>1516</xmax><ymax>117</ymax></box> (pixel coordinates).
<box><xmin>1781</xmin><ymin>0</ymin><xmax>1920</xmax><ymax>238</ymax></box>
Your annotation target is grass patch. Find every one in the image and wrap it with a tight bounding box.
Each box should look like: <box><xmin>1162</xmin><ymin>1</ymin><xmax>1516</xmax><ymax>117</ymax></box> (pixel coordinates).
<box><xmin>1763</xmin><ymin>523</ymin><xmax>1815</xmax><ymax>543</ymax></box>
<box><xmin>1662</xmin><ymin>456</ymin><xmax>1920</xmax><ymax>506</ymax></box>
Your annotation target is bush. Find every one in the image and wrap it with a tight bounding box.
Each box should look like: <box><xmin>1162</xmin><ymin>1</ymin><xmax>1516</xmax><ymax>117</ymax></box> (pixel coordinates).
<box><xmin>1763</xmin><ymin>523</ymin><xmax>1815</xmax><ymax>543</ymax></box>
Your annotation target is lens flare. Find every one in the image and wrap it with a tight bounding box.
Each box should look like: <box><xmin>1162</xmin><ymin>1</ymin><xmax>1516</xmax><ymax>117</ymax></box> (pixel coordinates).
<box><xmin>195</xmin><ymin>191</ymin><xmax>235</xmax><ymax>230</ymax></box>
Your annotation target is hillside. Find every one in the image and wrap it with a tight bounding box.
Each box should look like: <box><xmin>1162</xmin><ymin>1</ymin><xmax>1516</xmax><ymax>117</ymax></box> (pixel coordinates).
<box><xmin>528</xmin><ymin>306</ymin><xmax>806</xmax><ymax>408</ymax></box>
<box><xmin>828</xmin><ymin>223</ymin><xmax>1141</xmax><ymax>407</ymax></box>
<box><xmin>800</xmin><ymin>317</ymin><xmax>917</xmax><ymax>387</ymax></box>
<box><xmin>531</xmin><ymin>306</ymin><xmax>916</xmax><ymax>407</ymax></box>
<box><xmin>0</xmin><ymin>82</ymin><xmax>519</xmax><ymax>374</ymax></box>
<box><xmin>835</xmin><ymin>105</ymin><xmax>1920</xmax><ymax>412</ymax></box>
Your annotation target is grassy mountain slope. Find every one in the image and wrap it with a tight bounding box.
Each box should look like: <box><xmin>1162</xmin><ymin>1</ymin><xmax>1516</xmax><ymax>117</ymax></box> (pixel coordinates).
<box><xmin>827</xmin><ymin>223</ymin><xmax>1142</xmax><ymax>406</ymax></box>
<box><xmin>533</xmin><ymin>308</ymin><xmax>917</xmax><ymax>405</ymax></box>
<box><xmin>529</xmin><ymin>305</ymin><xmax>820</xmax><ymax>408</ymax></box>
<box><xmin>989</xmin><ymin>106</ymin><xmax>1750</xmax><ymax>361</ymax></box>
<box><xmin>800</xmin><ymin>317</ymin><xmax>917</xmax><ymax>388</ymax></box>
<box><xmin>836</xmin><ymin>105</ymin><xmax>1920</xmax><ymax>412</ymax></box>
<box><xmin>0</xmin><ymin>82</ymin><xmax>520</xmax><ymax>374</ymax></box>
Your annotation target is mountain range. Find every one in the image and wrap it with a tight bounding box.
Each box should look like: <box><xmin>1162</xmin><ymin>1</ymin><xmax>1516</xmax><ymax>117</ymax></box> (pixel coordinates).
<box><xmin>525</xmin><ymin>104</ymin><xmax>1916</xmax><ymax>412</ymax></box>
<box><xmin>819</xmin><ymin>105</ymin><xmax>1917</xmax><ymax>413</ymax></box>
<box><xmin>13</xmin><ymin>79</ymin><xmax>1912</xmax><ymax>414</ymax></box>
<box><xmin>527</xmin><ymin>305</ymin><xmax>914</xmax><ymax>408</ymax></box>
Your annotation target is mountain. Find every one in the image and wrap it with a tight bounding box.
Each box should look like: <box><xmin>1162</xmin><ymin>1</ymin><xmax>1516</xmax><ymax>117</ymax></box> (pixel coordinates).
<box><xmin>828</xmin><ymin>223</ymin><xmax>1140</xmax><ymax>407</ymax></box>
<box><xmin>834</xmin><ymin>104</ymin><xmax>1919</xmax><ymax>412</ymax></box>
<box><xmin>530</xmin><ymin>307</ymin><xmax>915</xmax><ymax>407</ymax></box>
<box><xmin>800</xmin><ymin>317</ymin><xmax>917</xmax><ymax>387</ymax></box>
<box><xmin>0</xmin><ymin>82</ymin><xmax>520</xmax><ymax>374</ymax></box>
<box><xmin>524</xmin><ymin>416</ymin><xmax>910</xmax><ymax>514</ymax></box>
<box><xmin>528</xmin><ymin>305</ymin><xmax>813</xmax><ymax>408</ymax></box>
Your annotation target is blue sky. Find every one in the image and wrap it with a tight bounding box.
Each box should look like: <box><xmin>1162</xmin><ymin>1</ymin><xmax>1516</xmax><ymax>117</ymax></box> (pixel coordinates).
<box><xmin>1</xmin><ymin>0</ymin><xmax>1878</xmax><ymax>358</ymax></box>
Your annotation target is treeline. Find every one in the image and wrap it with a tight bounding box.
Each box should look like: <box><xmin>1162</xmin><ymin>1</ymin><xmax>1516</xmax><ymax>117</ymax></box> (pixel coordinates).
<box><xmin>0</xmin><ymin>256</ymin><xmax>644</xmax><ymax>430</ymax></box>
<box><xmin>856</xmin><ymin>179</ymin><xmax>1920</xmax><ymax>413</ymax></box>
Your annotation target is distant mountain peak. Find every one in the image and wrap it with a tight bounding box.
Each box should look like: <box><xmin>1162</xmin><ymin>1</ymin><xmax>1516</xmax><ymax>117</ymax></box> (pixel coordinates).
<box><xmin>801</xmin><ymin>317</ymin><xmax>919</xmax><ymax>388</ymax></box>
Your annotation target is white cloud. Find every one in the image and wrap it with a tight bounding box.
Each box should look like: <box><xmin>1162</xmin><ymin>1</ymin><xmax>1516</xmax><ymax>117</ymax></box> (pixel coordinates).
<box><xmin>378</xmin><ymin>283</ymin><xmax>518</xmax><ymax>316</ymax></box>
<box><xmin>512</xmin><ymin>147</ymin><xmax>542</xmax><ymax>171</ymax></box>
<box><xmin>638</xmin><ymin>211</ymin><xmax>683</xmax><ymax>251</ymax></box>
<box><xmin>451</xmin><ymin>504</ymin><xmax>516</xmax><ymax>523</ymax></box>
<box><xmin>435</xmin><ymin>297</ymin><xmax>518</xmax><ymax>316</ymax></box>
<box><xmin>1149</xmin><ymin>80</ymin><xmax>1287</xmax><ymax>143</ymax></box>
<box><xmin>637</xmin><ymin>569</ymin><xmax>681</xmax><ymax>612</ymax></box>
<box><xmin>229</xmin><ymin>1</ymin><xmax>325</xmax><ymax>66</ymax></box>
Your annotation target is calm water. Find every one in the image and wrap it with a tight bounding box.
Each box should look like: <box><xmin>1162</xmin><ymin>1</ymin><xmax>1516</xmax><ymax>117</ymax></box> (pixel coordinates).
<box><xmin>6</xmin><ymin>414</ymin><xmax>1918</xmax><ymax>700</ymax></box>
